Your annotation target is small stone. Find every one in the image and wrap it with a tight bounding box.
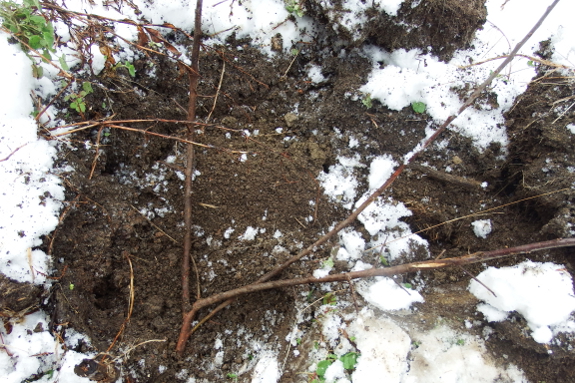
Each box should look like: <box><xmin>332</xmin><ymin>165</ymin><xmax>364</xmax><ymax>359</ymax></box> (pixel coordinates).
<box><xmin>284</xmin><ymin>113</ymin><xmax>298</xmax><ymax>128</ymax></box>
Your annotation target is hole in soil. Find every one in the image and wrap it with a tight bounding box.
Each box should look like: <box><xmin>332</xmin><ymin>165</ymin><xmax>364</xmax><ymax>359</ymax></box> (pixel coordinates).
<box><xmin>93</xmin><ymin>275</ymin><xmax>117</xmax><ymax>310</ymax></box>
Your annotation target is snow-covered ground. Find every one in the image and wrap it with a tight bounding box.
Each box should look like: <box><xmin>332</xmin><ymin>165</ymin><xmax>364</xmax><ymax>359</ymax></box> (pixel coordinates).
<box><xmin>1</xmin><ymin>0</ymin><xmax>574</xmax><ymax>382</ymax></box>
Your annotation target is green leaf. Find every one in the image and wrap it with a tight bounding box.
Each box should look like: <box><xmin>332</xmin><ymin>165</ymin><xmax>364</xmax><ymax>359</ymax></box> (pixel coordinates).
<box><xmin>29</xmin><ymin>14</ymin><xmax>45</xmax><ymax>25</ymax></box>
<box><xmin>362</xmin><ymin>94</ymin><xmax>373</xmax><ymax>109</ymax></box>
<box><xmin>69</xmin><ymin>282</ymin><xmax>74</xmax><ymax>290</ymax></box>
<box><xmin>28</xmin><ymin>34</ymin><xmax>41</xmax><ymax>49</ymax></box>
<box><xmin>124</xmin><ymin>61</ymin><xmax>136</xmax><ymax>77</ymax></box>
<box><xmin>380</xmin><ymin>255</ymin><xmax>389</xmax><ymax>266</ymax></box>
<box><xmin>8</xmin><ymin>24</ymin><xmax>19</xmax><ymax>34</ymax></box>
<box><xmin>79</xmin><ymin>102</ymin><xmax>86</xmax><ymax>113</ymax></box>
<box><xmin>322</xmin><ymin>257</ymin><xmax>334</xmax><ymax>269</ymax></box>
<box><xmin>527</xmin><ymin>60</ymin><xmax>534</xmax><ymax>67</ymax></box>
<box><xmin>41</xmin><ymin>49</ymin><xmax>51</xmax><ymax>62</ymax></box>
<box><xmin>322</xmin><ymin>292</ymin><xmax>337</xmax><ymax>306</ymax></box>
<box><xmin>82</xmin><ymin>81</ymin><xmax>93</xmax><ymax>94</ymax></box>
<box><xmin>411</xmin><ymin>101</ymin><xmax>426</xmax><ymax>114</ymax></box>
<box><xmin>340</xmin><ymin>352</ymin><xmax>359</xmax><ymax>370</ymax></box>
<box><xmin>59</xmin><ymin>54</ymin><xmax>69</xmax><ymax>70</ymax></box>
<box><xmin>31</xmin><ymin>64</ymin><xmax>43</xmax><ymax>78</ymax></box>
<box><xmin>402</xmin><ymin>282</ymin><xmax>413</xmax><ymax>289</ymax></box>
<box><xmin>43</xmin><ymin>29</ymin><xmax>54</xmax><ymax>49</ymax></box>
<box><xmin>316</xmin><ymin>359</ymin><xmax>333</xmax><ymax>377</ymax></box>
<box><xmin>23</xmin><ymin>0</ymin><xmax>40</xmax><ymax>8</ymax></box>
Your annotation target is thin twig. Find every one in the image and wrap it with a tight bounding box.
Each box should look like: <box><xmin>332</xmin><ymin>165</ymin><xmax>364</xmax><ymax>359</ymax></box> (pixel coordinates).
<box><xmin>458</xmin><ymin>53</ymin><xmax>569</xmax><ymax>70</ymax></box>
<box><xmin>411</xmin><ymin>164</ymin><xmax>484</xmax><ymax>190</ymax></box>
<box><xmin>0</xmin><ymin>143</ymin><xmax>28</xmax><ymax>163</ymax></box>
<box><xmin>129</xmin><ymin>205</ymin><xmax>178</xmax><ymax>243</ymax></box>
<box><xmin>206</xmin><ymin>60</ymin><xmax>225</xmax><ymax>122</ymax></box>
<box><xmin>458</xmin><ymin>265</ymin><xmax>497</xmax><ymax>297</ymax></box>
<box><xmin>182</xmin><ymin>0</ymin><xmax>204</xmax><ymax>312</ymax></box>
<box><xmin>364</xmin><ymin>187</ymin><xmax>569</xmax><ymax>254</ymax></box>
<box><xmin>106</xmin><ymin>252</ymin><xmax>135</xmax><ymax>352</ymax></box>
<box><xmin>176</xmin><ymin>237</ymin><xmax>575</xmax><ymax>353</ymax></box>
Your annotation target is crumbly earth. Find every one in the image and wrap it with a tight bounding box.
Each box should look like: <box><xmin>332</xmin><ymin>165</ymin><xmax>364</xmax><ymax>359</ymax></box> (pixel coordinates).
<box><xmin>15</xmin><ymin>1</ymin><xmax>574</xmax><ymax>382</ymax></box>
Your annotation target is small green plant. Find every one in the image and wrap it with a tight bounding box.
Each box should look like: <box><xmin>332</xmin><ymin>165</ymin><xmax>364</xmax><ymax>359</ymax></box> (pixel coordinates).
<box><xmin>148</xmin><ymin>41</ymin><xmax>163</xmax><ymax>50</ymax></box>
<box><xmin>315</xmin><ymin>354</ymin><xmax>338</xmax><ymax>380</ymax></box>
<box><xmin>488</xmin><ymin>70</ymin><xmax>509</xmax><ymax>85</ymax></box>
<box><xmin>322</xmin><ymin>292</ymin><xmax>337</xmax><ymax>306</ymax></box>
<box><xmin>402</xmin><ymin>282</ymin><xmax>413</xmax><ymax>289</ymax></box>
<box><xmin>411</xmin><ymin>101</ymin><xmax>426</xmax><ymax>114</ymax></box>
<box><xmin>226</xmin><ymin>373</ymin><xmax>238</xmax><ymax>381</ymax></box>
<box><xmin>296</xmin><ymin>338</ymin><xmax>302</xmax><ymax>345</ymax></box>
<box><xmin>285</xmin><ymin>0</ymin><xmax>305</xmax><ymax>17</ymax></box>
<box><xmin>322</xmin><ymin>257</ymin><xmax>334</xmax><ymax>269</ymax></box>
<box><xmin>0</xmin><ymin>0</ymin><xmax>59</xmax><ymax>77</ymax></box>
<box><xmin>339</xmin><ymin>352</ymin><xmax>359</xmax><ymax>369</ymax></box>
<box><xmin>114</xmin><ymin>60</ymin><xmax>136</xmax><ymax>77</ymax></box>
<box><xmin>380</xmin><ymin>255</ymin><xmax>389</xmax><ymax>266</ymax></box>
<box><xmin>65</xmin><ymin>82</ymin><xmax>94</xmax><ymax>115</ymax></box>
<box><xmin>362</xmin><ymin>93</ymin><xmax>373</xmax><ymax>109</ymax></box>
<box><xmin>306</xmin><ymin>287</ymin><xmax>315</xmax><ymax>302</ymax></box>
<box><xmin>69</xmin><ymin>282</ymin><xmax>75</xmax><ymax>290</ymax></box>
<box><xmin>312</xmin><ymin>352</ymin><xmax>360</xmax><ymax>382</ymax></box>
<box><xmin>456</xmin><ymin>339</ymin><xmax>465</xmax><ymax>346</ymax></box>
<box><xmin>411</xmin><ymin>340</ymin><xmax>421</xmax><ymax>348</ymax></box>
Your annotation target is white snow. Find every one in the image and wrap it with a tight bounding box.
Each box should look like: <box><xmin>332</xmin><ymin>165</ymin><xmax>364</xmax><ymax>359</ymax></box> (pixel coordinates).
<box><xmin>317</xmin><ymin>155</ymin><xmax>363</xmax><ymax>209</ymax></box>
<box><xmin>471</xmin><ymin>219</ymin><xmax>493</xmax><ymax>239</ymax></box>
<box><xmin>349</xmin><ymin>310</ymin><xmax>411</xmax><ymax>382</ymax></box>
<box><xmin>307</xmin><ymin>64</ymin><xmax>327</xmax><ymax>84</ymax></box>
<box><xmin>250</xmin><ymin>351</ymin><xmax>280</xmax><ymax>383</ymax></box>
<box><xmin>0</xmin><ymin>38</ymin><xmax>64</xmax><ymax>284</ymax></box>
<box><xmin>470</xmin><ymin>260</ymin><xmax>575</xmax><ymax>344</ymax></box>
<box><xmin>239</xmin><ymin>226</ymin><xmax>259</xmax><ymax>241</ymax></box>
<box><xmin>368</xmin><ymin>154</ymin><xmax>396</xmax><ymax>190</ymax></box>
<box><xmin>358</xmin><ymin>277</ymin><xmax>424</xmax><ymax>311</ymax></box>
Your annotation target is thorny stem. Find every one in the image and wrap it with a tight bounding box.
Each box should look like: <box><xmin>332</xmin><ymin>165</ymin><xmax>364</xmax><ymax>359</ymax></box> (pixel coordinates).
<box><xmin>176</xmin><ymin>0</ymin><xmax>562</xmax><ymax>354</ymax></box>
<box><xmin>182</xmin><ymin>0</ymin><xmax>203</xmax><ymax>313</ymax></box>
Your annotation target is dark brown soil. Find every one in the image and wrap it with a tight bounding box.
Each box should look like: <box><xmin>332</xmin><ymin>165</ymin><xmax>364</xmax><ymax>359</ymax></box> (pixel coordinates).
<box><xmin>33</xmin><ymin>1</ymin><xmax>575</xmax><ymax>382</ymax></box>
